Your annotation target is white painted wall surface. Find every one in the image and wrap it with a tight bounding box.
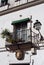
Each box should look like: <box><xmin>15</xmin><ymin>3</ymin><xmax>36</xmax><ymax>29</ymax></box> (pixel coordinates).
<box><xmin>0</xmin><ymin>3</ymin><xmax>44</xmax><ymax>65</ymax></box>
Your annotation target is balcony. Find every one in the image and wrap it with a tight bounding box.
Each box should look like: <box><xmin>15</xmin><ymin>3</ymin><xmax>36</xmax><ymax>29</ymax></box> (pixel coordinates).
<box><xmin>0</xmin><ymin>0</ymin><xmax>44</xmax><ymax>16</ymax></box>
<box><xmin>5</xmin><ymin>29</ymin><xmax>39</xmax><ymax>52</ymax></box>
<box><xmin>15</xmin><ymin>29</ymin><xmax>39</xmax><ymax>44</ymax></box>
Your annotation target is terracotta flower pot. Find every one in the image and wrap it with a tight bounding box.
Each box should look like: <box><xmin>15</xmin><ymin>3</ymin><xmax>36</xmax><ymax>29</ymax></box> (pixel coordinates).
<box><xmin>15</xmin><ymin>50</ymin><xmax>25</xmax><ymax>60</ymax></box>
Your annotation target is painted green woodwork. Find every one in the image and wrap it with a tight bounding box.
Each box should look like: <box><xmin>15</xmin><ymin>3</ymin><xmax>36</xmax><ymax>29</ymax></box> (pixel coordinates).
<box><xmin>11</xmin><ymin>18</ymin><xmax>30</xmax><ymax>25</ymax></box>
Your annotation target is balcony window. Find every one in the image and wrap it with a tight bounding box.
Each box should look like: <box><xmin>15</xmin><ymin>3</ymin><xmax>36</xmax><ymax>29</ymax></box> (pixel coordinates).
<box><xmin>16</xmin><ymin>29</ymin><xmax>27</xmax><ymax>41</ymax></box>
<box><xmin>11</xmin><ymin>18</ymin><xmax>32</xmax><ymax>42</ymax></box>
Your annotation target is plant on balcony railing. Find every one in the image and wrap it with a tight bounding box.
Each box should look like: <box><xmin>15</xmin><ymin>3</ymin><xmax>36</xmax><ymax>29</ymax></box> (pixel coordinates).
<box><xmin>1</xmin><ymin>29</ymin><xmax>11</xmax><ymax>38</ymax></box>
<box><xmin>1</xmin><ymin>29</ymin><xmax>23</xmax><ymax>44</ymax></box>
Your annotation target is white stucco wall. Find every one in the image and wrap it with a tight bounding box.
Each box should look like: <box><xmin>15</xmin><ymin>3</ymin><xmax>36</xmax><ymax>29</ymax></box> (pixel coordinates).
<box><xmin>0</xmin><ymin>3</ymin><xmax>44</xmax><ymax>65</ymax></box>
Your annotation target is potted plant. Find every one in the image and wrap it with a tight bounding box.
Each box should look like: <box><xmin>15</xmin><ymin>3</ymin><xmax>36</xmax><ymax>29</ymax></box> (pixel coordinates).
<box><xmin>1</xmin><ymin>29</ymin><xmax>15</xmax><ymax>43</ymax></box>
<box><xmin>1</xmin><ymin>29</ymin><xmax>25</xmax><ymax>44</ymax></box>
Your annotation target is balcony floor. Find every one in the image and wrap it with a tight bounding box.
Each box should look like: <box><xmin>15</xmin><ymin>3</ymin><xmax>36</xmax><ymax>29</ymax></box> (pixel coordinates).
<box><xmin>5</xmin><ymin>41</ymin><xmax>39</xmax><ymax>52</ymax></box>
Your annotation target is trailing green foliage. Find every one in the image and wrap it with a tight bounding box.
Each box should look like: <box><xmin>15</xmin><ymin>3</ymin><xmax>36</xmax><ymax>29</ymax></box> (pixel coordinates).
<box><xmin>1</xmin><ymin>29</ymin><xmax>11</xmax><ymax>38</ymax></box>
<box><xmin>1</xmin><ymin>29</ymin><xmax>23</xmax><ymax>43</ymax></box>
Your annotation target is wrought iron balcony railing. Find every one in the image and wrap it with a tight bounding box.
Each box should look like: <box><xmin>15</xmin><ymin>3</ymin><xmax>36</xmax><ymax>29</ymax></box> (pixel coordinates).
<box><xmin>0</xmin><ymin>0</ymin><xmax>44</xmax><ymax>12</ymax></box>
<box><xmin>0</xmin><ymin>0</ymin><xmax>34</xmax><ymax>11</ymax></box>
<box><xmin>0</xmin><ymin>0</ymin><xmax>34</xmax><ymax>7</ymax></box>
<box><xmin>14</xmin><ymin>29</ymin><xmax>39</xmax><ymax>46</ymax></box>
<box><xmin>5</xmin><ymin>29</ymin><xmax>39</xmax><ymax>46</ymax></box>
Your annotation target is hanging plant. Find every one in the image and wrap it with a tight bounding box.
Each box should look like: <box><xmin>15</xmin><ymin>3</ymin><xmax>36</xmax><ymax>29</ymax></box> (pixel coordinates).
<box><xmin>1</xmin><ymin>29</ymin><xmax>24</xmax><ymax>44</ymax></box>
<box><xmin>1</xmin><ymin>29</ymin><xmax>11</xmax><ymax>38</ymax></box>
<box><xmin>1</xmin><ymin>29</ymin><xmax>15</xmax><ymax>43</ymax></box>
